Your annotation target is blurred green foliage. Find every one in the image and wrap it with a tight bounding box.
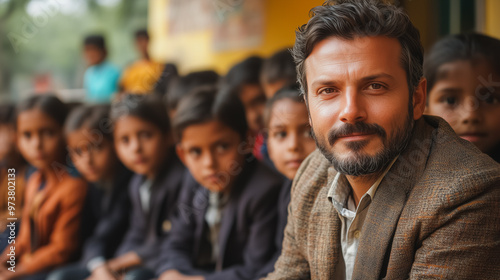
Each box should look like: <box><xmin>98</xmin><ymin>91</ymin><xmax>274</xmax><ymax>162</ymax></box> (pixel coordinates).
<box><xmin>0</xmin><ymin>0</ymin><xmax>149</xmax><ymax>102</ymax></box>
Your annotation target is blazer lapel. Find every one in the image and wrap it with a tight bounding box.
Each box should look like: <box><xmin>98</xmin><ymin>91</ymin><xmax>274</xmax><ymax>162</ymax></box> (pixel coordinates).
<box><xmin>352</xmin><ymin>118</ymin><xmax>434</xmax><ymax>280</ymax></box>
<box><xmin>309</xmin><ymin>165</ymin><xmax>342</xmax><ymax>280</ymax></box>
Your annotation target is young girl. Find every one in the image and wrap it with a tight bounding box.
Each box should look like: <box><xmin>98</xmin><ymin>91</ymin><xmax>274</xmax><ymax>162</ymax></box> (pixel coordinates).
<box><xmin>157</xmin><ymin>86</ymin><xmax>283</xmax><ymax>280</ymax></box>
<box><xmin>47</xmin><ymin>105</ymin><xmax>133</xmax><ymax>280</ymax></box>
<box><xmin>258</xmin><ymin>85</ymin><xmax>317</xmax><ymax>278</ymax></box>
<box><xmin>0</xmin><ymin>104</ymin><xmax>27</xmax><ymax>254</ymax></box>
<box><xmin>0</xmin><ymin>95</ymin><xmax>88</xmax><ymax>280</ymax></box>
<box><xmin>84</xmin><ymin>94</ymin><xmax>185</xmax><ymax>280</ymax></box>
<box><xmin>425</xmin><ymin>33</ymin><xmax>500</xmax><ymax>162</ymax></box>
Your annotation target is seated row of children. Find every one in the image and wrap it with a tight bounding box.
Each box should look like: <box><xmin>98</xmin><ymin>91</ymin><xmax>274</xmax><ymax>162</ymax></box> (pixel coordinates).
<box><xmin>0</xmin><ymin>32</ymin><xmax>499</xmax><ymax>280</ymax></box>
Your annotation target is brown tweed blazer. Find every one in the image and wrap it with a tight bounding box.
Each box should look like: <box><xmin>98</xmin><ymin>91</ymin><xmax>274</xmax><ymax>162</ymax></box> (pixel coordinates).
<box><xmin>264</xmin><ymin>115</ymin><xmax>500</xmax><ymax>280</ymax></box>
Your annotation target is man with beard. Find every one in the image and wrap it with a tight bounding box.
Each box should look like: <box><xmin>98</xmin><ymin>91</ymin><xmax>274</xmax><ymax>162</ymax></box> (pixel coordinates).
<box><xmin>263</xmin><ymin>1</ymin><xmax>500</xmax><ymax>280</ymax></box>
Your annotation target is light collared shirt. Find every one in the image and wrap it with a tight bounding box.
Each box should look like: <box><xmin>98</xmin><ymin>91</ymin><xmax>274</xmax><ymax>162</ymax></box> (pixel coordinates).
<box><xmin>327</xmin><ymin>157</ymin><xmax>398</xmax><ymax>280</ymax></box>
<box><xmin>139</xmin><ymin>178</ymin><xmax>154</xmax><ymax>214</ymax></box>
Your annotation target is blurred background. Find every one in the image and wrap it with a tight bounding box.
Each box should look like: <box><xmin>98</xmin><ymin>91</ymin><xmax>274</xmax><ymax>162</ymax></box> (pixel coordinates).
<box><xmin>0</xmin><ymin>0</ymin><xmax>499</xmax><ymax>103</ymax></box>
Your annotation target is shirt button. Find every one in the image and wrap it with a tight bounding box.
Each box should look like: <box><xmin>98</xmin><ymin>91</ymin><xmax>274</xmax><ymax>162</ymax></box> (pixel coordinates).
<box><xmin>354</xmin><ymin>230</ymin><xmax>361</xmax><ymax>239</ymax></box>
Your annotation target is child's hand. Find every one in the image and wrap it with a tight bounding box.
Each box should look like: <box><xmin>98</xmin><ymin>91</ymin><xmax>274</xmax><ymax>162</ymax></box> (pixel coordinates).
<box><xmin>86</xmin><ymin>264</ymin><xmax>119</xmax><ymax>280</ymax></box>
<box><xmin>159</xmin><ymin>270</ymin><xmax>204</xmax><ymax>280</ymax></box>
<box><xmin>107</xmin><ymin>252</ymin><xmax>142</xmax><ymax>272</ymax></box>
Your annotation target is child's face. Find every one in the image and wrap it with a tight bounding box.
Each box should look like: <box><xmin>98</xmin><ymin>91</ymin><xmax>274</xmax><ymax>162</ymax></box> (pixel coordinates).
<box><xmin>83</xmin><ymin>45</ymin><xmax>105</xmax><ymax>66</ymax></box>
<box><xmin>239</xmin><ymin>84</ymin><xmax>267</xmax><ymax>133</ymax></box>
<box><xmin>427</xmin><ymin>60</ymin><xmax>500</xmax><ymax>154</ymax></box>
<box><xmin>267</xmin><ymin>99</ymin><xmax>316</xmax><ymax>180</ymax></box>
<box><xmin>67</xmin><ymin>128</ymin><xmax>117</xmax><ymax>182</ymax></box>
<box><xmin>17</xmin><ymin>109</ymin><xmax>65</xmax><ymax>170</ymax></box>
<box><xmin>177</xmin><ymin>120</ymin><xmax>245</xmax><ymax>193</ymax></box>
<box><xmin>114</xmin><ymin>116</ymin><xmax>168</xmax><ymax>179</ymax></box>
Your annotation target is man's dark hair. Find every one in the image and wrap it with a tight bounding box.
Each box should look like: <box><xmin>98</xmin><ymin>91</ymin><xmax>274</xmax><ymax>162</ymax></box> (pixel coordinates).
<box><xmin>172</xmin><ymin>86</ymin><xmax>248</xmax><ymax>142</ymax></box>
<box><xmin>83</xmin><ymin>35</ymin><xmax>106</xmax><ymax>51</ymax></box>
<box><xmin>135</xmin><ymin>29</ymin><xmax>149</xmax><ymax>40</ymax></box>
<box><xmin>224</xmin><ymin>56</ymin><xmax>263</xmax><ymax>89</ymax></box>
<box><xmin>65</xmin><ymin>105</ymin><xmax>112</xmax><ymax>140</ymax></box>
<box><xmin>166</xmin><ymin>70</ymin><xmax>220</xmax><ymax>111</ymax></box>
<box><xmin>261</xmin><ymin>48</ymin><xmax>297</xmax><ymax>85</ymax></box>
<box><xmin>111</xmin><ymin>94</ymin><xmax>170</xmax><ymax>133</ymax></box>
<box><xmin>424</xmin><ymin>33</ymin><xmax>500</xmax><ymax>93</ymax></box>
<box><xmin>292</xmin><ymin>0</ymin><xmax>423</xmax><ymax>98</ymax></box>
<box><xmin>264</xmin><ymin>83</ymin><xmax>303</xmax><ymax>126</ymax></box>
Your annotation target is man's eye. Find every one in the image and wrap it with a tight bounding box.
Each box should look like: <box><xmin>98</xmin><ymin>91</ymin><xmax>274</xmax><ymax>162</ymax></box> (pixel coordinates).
<box><xmin>367</xmin><ymin>83</ymin><xmax>384</xmax><ymax>90</ymax></box>
<box><xmin>23</xmin><ymin>132</ymin><xmax>31</xmax><ymax>139</ymax></box>
<box><xmin>318</xmin><ymin>88</ymin><xmax>338</xmax><ymax>95</ymax></box>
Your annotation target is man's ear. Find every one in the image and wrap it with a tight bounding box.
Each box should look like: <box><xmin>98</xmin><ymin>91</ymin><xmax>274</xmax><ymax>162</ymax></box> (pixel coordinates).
<box><xmin>413</xmin><ymin>77</ymin><xmax>427</xmax><ymax>120</ymax></box>
<box><xmin>176</xmin><ymin>144</ymin><xmax>186</xmax><ymax>165</ymax></box>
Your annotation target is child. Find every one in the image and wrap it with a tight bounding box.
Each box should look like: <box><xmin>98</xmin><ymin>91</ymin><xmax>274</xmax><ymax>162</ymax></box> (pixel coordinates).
<box><xmin>260</xmin><ymin>48</ymin><xmax>297</xmax><ymax>98</ymax></box>
<box><xmin>0</xmin><ymin>104</ymin><xmax>27</xmax><ymax>253</ymax></box>
<box><xmin>119</xmin><ymin>29</ymin><xmax>164</xmax><ymax>95</ymax></box>
<box><xmin>84</xmin><ymin>94</ymin><xmax>185</xmax><ymax>280</ymax></box>
<box><xmin>157</xmin><ymin>86</ymin><xmax>283</xmax><ymax>280</ymax></box>
<box><xmin>0</xmin><ymin>95</ymin><xmax>88</xmax><ymax>280</ymax></box>
<box><xmin>83</xmin><ymin>35</ymin><xmax>121</xmax><ymax>103</ymax></box>
<box><xmin>425</xmin><ymin>33</ymin><xmax>500</xmax><ymax>162</ymax></box>
<box><xmin>257</xmin><ymin>86</ymin><xmax>317</xmax><ymax>278</ymax></box>
<box><xmin>47</xmin><ymin>105</ymin><xmax>133</xmax><ymax>280</ymax></box>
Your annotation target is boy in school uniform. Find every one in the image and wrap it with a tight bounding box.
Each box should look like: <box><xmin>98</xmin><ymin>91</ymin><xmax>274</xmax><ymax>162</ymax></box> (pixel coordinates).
<box><xmin>157</xmin><ymin>86</ymin><xmax>284</xmax><ymax>280</ymax></box>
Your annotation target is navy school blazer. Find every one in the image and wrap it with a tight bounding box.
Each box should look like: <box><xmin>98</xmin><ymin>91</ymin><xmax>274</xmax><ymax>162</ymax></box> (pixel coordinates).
<box><xmin>114</xmin><ymin>151</ymin><xmax>185</xmax><ymax>269</ymax></box>
<box><xmin>256</xmin><ymin>179</ymin><xmax>292</xmax><ymax>279</ymax></box>
<box><xmin>156</xmin><ymin>157</ymin><xmax>284</xmax><ymax>280</ymax></box>
<box><xmin>79</xmin><ymin>164</ymin><xmax>134</xmax><ymax>266</ymax></box>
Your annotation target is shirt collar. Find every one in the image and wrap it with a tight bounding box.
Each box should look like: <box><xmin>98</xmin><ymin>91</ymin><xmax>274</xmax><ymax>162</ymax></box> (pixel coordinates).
<box><xmin>327</xmin><ymin>156</ymin><xmax>399</xmax><ymax>213</ymax></box>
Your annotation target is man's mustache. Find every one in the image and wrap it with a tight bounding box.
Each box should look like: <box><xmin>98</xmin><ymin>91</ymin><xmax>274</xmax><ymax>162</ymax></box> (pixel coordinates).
<box><xmin>327</xmin><ymin>122</ymin><xmax>387</xmax><ymax>146</ymax></box>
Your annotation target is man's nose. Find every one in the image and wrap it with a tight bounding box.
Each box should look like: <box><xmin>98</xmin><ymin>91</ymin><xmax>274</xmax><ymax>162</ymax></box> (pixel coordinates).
<box><xmin>338</xmin><ymin>88</ymin><xmax>367</xmax><ymax>124</ymax></box>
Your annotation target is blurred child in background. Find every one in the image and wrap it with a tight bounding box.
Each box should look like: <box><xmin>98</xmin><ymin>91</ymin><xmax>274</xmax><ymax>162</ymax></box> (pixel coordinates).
<box><xmin>119</xmin><ymin>29</ymin><xmax>163</xmax><ymax>95</ymax></box>
<box><xmin>425</xmin><ymin>33</ymin><xmax>500</xmax><ymax>162</ymax></box>
<box><xmin>257</xmin><ymin>85</ymin><xmax>316</xmax><ymax>278</ymax></box>
<box><xmin>0</xmin><ymin>96</ymin><xmax>87</xmax><ymax>280</ymax></box>
<box><xmin>82</xmin><ymin>94</ymin><xmax>185</xmax><ymax>280</ymax></box>
<box><xmin>260</xmin><ymin>48</ymin><xmax>297</xmax><ymax>99</ymax></box>
<box><xmin>157</xmin><ymin>86</ymin><xmax>283</xmax><ymax>280</ymax></box>
<box><xmin>0</xmin><ymin>104</ymin><xmax>27</xmax><ymax>253</ymax></box>
<box><xmin>83</xmin><ymin>35</ymin><xmax>121</xmax><ymax>104</ymax></box>
<box><xmin>47</xmin><ymin>105</ymin><xmax>133</xmax><ymax>280</ymax></box>
<box><xmin>166</xmin><ymin>70</ymin><xmax>220</xmax><ymax>119</ymax></box>
<box><xmin>223</xmin><ymin>56</ymin><xmax>267</xmax><ymax>160</ymax></box>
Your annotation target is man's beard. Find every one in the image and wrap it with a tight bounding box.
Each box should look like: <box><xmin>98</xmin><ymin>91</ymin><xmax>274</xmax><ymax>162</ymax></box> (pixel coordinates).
<box><xmin>312</xmin><ymin>111</ymin><xmax>414</xmax><ymax>177</ymax></box>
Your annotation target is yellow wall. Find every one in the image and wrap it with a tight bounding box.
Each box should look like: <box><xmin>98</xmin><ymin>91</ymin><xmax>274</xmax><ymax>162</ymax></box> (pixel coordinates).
<box><xmin>149</xmin><ymin>0</ymin><xmax>323</xmax><ymax>74</ymax></box>
<box><xmin>485</xmin><ymin>0</ymin><xmax>500</xmax><ymax>39</ymax></box>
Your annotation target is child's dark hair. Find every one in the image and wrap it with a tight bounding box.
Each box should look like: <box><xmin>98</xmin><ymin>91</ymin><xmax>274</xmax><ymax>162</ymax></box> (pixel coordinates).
<box><xmin>0</xmin><ymin>104</ymin><xmax>16</xmax><ymax>125</ymax></box>
<box><xmin>224</xmin><ymin>56</ymin><xmax>263</xmax><ymax>89</ymax></box>
<box><xmin>261</xmin><ymin>48</ymin><xmax>297</xmax><ymax>85</ymax></box>
<box><xmin>424</xmin><ymin>33</ymin><xmax>500</xmax><ymax>93</ymax></box>
<box><xmin>65</xmin><ymin>105</ymin><xmax>113</xmax><ymax>140</ymax></box>
<box><xmin>16</xmin><ymin>95</ymin><xmax>69</xmax><ymax>127</ymax></box>
<box><xmin>166</xmin><ymin>70</ymin><xmax>220</xmax><ymax>111</ymax></box>
<box><xmin>83</xmin><ymin>35</ymin><xmax>106</xmax><ymax>51</ymax></box>
<box><xmin>173</xmin><ymin>85</ymin><xmax>248</xmax><ymax>142</ymax></box>
<box><xmin>111</xmin><ymin>94</ymin><xmax>170</xmax><ymax>133</ymax></box>
<box><xmin>264</xmin><ymin>84</ymin><xmax>304</xmax><ymax>126</ymax></box>
<box><xmin>135</xmin><ymin>29</ymin><xmax>149</xmax><ymax>40</ymax></box>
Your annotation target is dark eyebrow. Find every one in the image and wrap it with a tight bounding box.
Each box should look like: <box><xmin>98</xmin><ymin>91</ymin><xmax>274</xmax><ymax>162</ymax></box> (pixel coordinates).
<box><xmin>310</xmin><ymin>73</ymin><xmax>395</xmax><ymax>90</ymax></box>
<box><xmin>359</xmin><ymin>73</ymin><xmax>396</xmax><ymax>82</ymax></box>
